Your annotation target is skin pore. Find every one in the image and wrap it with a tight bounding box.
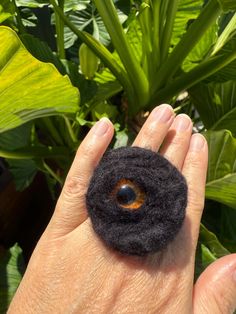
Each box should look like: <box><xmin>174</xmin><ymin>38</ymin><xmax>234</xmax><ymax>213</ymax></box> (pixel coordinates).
<box><xmin>8</xmin><ymin>105</ymin><xmax>236</xmax><ymax>314</ymax></box>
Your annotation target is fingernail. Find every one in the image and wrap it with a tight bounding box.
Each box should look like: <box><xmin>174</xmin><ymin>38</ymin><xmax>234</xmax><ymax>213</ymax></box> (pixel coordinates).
<box><xmin>190</xmin><ymin>134</ymin><xmax>206</xmax><ymax>152</ymax></box>
<box><xmin>173</xmin><ymin>114</ymin><xmax>192</xmax><ymax>131</ymax></box>
<box><xmin>93</xmin><ymin>117</ymin><xmax>111</xmax><ymax>136</ymax></box>
<box><xmin>152</xmin><ymin>104</ymin><xmax>174</xmax><ymax>123</ymax></box>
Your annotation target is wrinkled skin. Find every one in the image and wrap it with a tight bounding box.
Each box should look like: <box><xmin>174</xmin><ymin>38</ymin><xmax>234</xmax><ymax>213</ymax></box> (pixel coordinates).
<box><xmin>9</xmin><ymin>105</ymin><xmax>236</xmax><ymax>314</ymax></box>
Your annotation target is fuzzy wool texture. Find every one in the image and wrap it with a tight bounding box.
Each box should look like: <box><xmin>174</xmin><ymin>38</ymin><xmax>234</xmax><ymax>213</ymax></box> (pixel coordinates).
<box><xmin>86</xmin><ymin>146</ymin><xmax>187</xmax><ymax>256</ymax></box>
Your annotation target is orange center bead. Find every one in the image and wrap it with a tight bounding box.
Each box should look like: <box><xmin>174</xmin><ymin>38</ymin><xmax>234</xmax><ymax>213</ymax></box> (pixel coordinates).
<box><xmin>111</xmin><ymin>179</ymin><xmax>146</xmax><ymax>210</ymax></box>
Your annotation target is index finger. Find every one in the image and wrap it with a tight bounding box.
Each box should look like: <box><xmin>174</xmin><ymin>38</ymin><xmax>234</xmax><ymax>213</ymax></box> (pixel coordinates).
<box><xmin>48</xmin><ymin>118</ymin><xmax>114</xmax><ymax>237</ymax></box>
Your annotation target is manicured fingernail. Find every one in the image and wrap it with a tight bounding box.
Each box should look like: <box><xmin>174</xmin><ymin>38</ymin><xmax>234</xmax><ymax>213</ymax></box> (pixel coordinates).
<box><xmin>93</xmin><ymin>117</ymin><xmax>111</xmax><ymax>136</ymax></box>
<box><xmin>173</xmin><ymin>114</ymin><xmax>192</xmax><ymax>131</ymax></box>
<box><xmin>190</xmin><ymin>134</ymin><xmax>206</xmax><ymax>152</ymax></box>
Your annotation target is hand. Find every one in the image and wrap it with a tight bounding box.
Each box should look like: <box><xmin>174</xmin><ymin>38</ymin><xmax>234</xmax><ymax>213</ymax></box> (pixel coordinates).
<box><xmin>8</xmin><ymin>105</ymin><xmax>236</xmax><ymax>314</ymax></box>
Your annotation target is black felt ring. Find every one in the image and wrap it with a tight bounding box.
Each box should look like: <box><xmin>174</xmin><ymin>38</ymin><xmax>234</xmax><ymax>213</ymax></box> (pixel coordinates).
<box><xmin>86</xmin><ymin>146</ymin><xmax>188</xmax><ymax>256</ymax></box>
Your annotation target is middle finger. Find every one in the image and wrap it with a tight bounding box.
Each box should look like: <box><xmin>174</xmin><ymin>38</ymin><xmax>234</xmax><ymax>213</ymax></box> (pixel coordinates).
<box><xmin>132</xmin><ymin>104</ymin><xmax>175</xmax><ymax>151</ymax></box>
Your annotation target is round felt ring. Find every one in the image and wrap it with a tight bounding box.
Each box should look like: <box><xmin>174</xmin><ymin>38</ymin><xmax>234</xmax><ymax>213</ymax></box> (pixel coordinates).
<box><xmin>86</xmin><ymin>146</ymin><xmax>188</xmax><ymax>256</ymax></box>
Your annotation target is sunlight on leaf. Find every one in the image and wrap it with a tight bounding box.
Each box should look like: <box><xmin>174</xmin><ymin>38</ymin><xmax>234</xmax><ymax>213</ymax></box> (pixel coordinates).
<box><xmin>205</xmin><ymin>130</ymin><xmax>236</xmax><ymax>209</ymax></box>
<box><xmin>0</xmin><ymin>26</ymin><xmax>79</xmax><ymax>133</ymax></box>
<box><xmin>0</xmin><ymin>244</ymin><xmax>25</xmax><ymax>313</ymax></box>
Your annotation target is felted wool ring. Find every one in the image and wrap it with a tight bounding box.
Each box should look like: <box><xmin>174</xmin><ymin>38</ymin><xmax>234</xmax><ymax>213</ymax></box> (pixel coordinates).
<box><xmin>86</xmin><ymin>146</ymin><xmax>187</xmax><ymax>256</ymax></box>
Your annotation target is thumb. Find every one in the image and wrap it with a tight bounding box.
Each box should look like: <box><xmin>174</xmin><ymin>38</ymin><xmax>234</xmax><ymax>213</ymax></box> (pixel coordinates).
<box><xmin>193</xmin><ymin>254</ymin><xmax>236</xmax><ymax>314</ymax></box>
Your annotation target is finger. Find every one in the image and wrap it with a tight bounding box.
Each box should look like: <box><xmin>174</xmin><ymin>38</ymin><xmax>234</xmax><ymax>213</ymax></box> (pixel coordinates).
<box><xmin>160</xmin><ymin>114</ymin><xmax>193</xmax><ymax>170</ymax></box>
<box><xmin>132</xmin><ymin>104</ymin><xmax>175</xmax><ymax>151</ymax></box>
<box><xmin>48</xmin><ymin>118</ymin><xmax>114</xmax><ymax>237</ymax></box>
<box><xmin>182</xmin><ymin>134</ymin><xmax>208</xmax><ymax>243</ymax></box>
<box><xmin>193</xmin><ymin>254</ymin><xmax>236</xmax><ymax>314</ymax></box>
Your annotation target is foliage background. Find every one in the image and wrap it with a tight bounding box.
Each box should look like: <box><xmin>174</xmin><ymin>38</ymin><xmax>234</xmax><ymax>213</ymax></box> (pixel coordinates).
<box><xmin>0</xmin><ymin>0</ymin><xmax>236</xmax><ymax>312</ymax></box>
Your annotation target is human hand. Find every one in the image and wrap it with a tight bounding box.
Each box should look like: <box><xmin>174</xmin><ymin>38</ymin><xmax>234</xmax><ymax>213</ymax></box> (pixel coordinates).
<box><xmin>8</xmin><ymin>105</ymin><xmax>236</xmax><ymax>314</ymax></box>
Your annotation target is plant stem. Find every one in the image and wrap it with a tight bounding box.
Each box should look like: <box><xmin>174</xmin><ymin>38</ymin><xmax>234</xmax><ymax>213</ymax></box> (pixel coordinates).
<box><xmin>64</xmin><ymin>116</ymin><xmax>77</xmax><ymax>145</ymax></box>
<box><xmin>159</xmin><ymin>0</ymin><xmax>169</xmax><ymax>39</ymax></box>
<box><xmin>149</xmin><ymin>49</ymin><xmax>236</xmax><ymax>107</ymax></box>
<box><xmin>160</xmin><ymin>0</ymin><xmax>179</xmax><ymax>62</ymax></box>
<box><xmin>52</xmin><ymin>0</ymin><xmax>65</xmax><ymax>59</ymax></box>
<box><xmin>174</xmin><ymin>101</ymin><xmax>190</xmax><ymax>113</ymax></box>
<box><xmin>154</xmin><ymin>0</ymin><xmax>221</xmax><ymax>91</ymax></box>
<box><xmin>93</xmin><ymin>0</ymin><xmax>149</xmax><ymax>107</ymax></box>
<box><xmin>152</xmin><ymin>0</ymin><xmax>161</xmax><ymax>69</ymax></box>
<box><xmin>0</xmin><ymin>146</ymin><xmax>70</xmax><ymax>160</ymax></box>
<box><xmin>43</xmin><ymin>117</ymin><xmax>64</xmax><ymax>146</ymax></box>
<box><xmin>49</xmin><ymin>0</ymin><xmax>135</xmax><ymax>106</ymax></box>
<box><xmin>43</xmin><ymin>161</ymin><xmax>63</xmax><ymax>185</ymax></box>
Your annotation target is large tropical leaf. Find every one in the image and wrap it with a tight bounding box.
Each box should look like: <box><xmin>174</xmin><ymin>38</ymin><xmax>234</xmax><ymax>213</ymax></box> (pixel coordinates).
<box><xmin>0</xmin><ymin>26</ymin><xmax>79</xmax><ymax>133</ymax></box>
<box><xmin>205</xmin><ymin>130</ymin><xmax>236</xmax><ymax>209</ymax></box>
<box><xmin>190</xmin><ymin>80</ymin><xmax>236</xmax><ymax>134</ymax></box>
<box><xmin>207</xmin><ymin>33</ymin><xmax>236</xmax><ymax>82</ymax></box>
<box><xmin>171</xmin><ymin>0</ymin><xmax>204</xmax><ymax>48</ymax></box>
<box><xmin>0</xmin><ymin>244</ymin><xmax>25</xmax><ymax>313</ymax></box>
<box><xmin>20</xmin><ymin>33</ymin><xmax>66</xmax><ymax>75</ymax></box>
<box><xmin>182</xmin><ymin>23</ymin><xmax>218</xmax><ymax>72</ymax></box>
<box><xmin>63</xmin><ymin>2</ymin><xmax>128</xmax><ymax>49</ymax></box>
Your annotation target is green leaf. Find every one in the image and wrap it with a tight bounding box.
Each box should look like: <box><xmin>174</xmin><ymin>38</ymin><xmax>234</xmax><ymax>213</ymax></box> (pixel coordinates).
<box><xmin>90</xmin><ymin>77</ymin><xmax>122</xmax><ymax>108</ymax></box>
<box><xmin>20</xmin><ymin>34</ymin><xmax>66</xmax><ymax>75</ymax></box>
<box><xmin>0</xmin><ymin>123</ymin><xmax>32</xmax><ymax>149</ymax></box>
<box><xmin>216</xmin><ymin>0</ymin><xmax>236</xmax><ymax>12</ymax></box>
<box><xmin>62</xmin><ymin>3</ymin><xmax>127</xmax><ymax>49</ymax></box>
<box><xmin>15</xmin><ymin>0</ymin><xmax>48</xmax><ymax>8</ymax></box>
<box><xmin>182</xmin><ymin>22</ymin><xmax>218</xmax><ymax>72</ymax></box>
<box><xmin>114</xmin><ymin>129</ymin><xmax>129</xmax><ymax>148</ymax></box>
<box><xmin>0</xmin><ymin>0</ymin><xmax>15</xmax><ymax>23</ymax></box>
<box><xmin>7</xmin><ymin>159</ymin><xmax>37</xmax><ymax>191</ymax></box>
<box><xmin>91</xmin><ymin>102</ymin><xmax>118</xmax><ymax>120</ymax></box>
<box><xmin>205</xmin><ymin>130</ymin><xmax>236</xmax><ymax>209</ymax></box>
<box><xmin>200</xmin><ymin>224</ymin><xmax>230</xmax><ymax>257</ymax></box>
<box><xmin>195</xmin><ymin>224</ymin><xmax>229</xmax><ymax>277</ymax></box>
<box><xmin>211</xmin><ymin>12</ymin><xmax>236</xmax><ymax>55</ymax></box>
<box><xmin>207</xmin><ymin>34</ymin><xmax>236</xmax><ymax>82</ymax></box>
<box><xmin>64</xmin><ymin>0</ymin><xmax>90</xmax><ymax>12</ymax></box>
<box><xmin>201</xmin><ymin>244</ymin><xmax>217</xmax><ymax>267</ymax></box>
<box><xmin>190</xmin><ymin>81</ymin><xmax>236</xmax><ymax>134</ymax></box>
<box><xmin>0</xmin><ymin>123</ymin><xmax>38</xmax><ymax>191</ymax></box>
<box><xmin>0</xmin><ymin>26</ymin><xmax>79</xmax><ymax>132</ymax></box>
<box><xmin>171</xmin><ymin>0</ymin><xmax>204</xmax><ymax>49</ymax></box>
<box><xmin>0</xmin><ymin>244</ymin><xmax>25</xmax><ymax>313</ymax></box>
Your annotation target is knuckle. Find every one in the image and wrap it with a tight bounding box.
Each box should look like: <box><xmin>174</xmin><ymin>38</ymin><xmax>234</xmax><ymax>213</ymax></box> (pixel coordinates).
<box><xmin>171</xmin><ymin>134</ymin><xmax>188</xmax><ymax>147</ymax></box>
<box><xmin>63</xmin><ymin>175</ymin><xmax>87</xmax><ymax>200</ymax></box>
<box><xmin>79</xmin><ymin>142</ymin><xmax>95</xmax><ymax>161</ymax></box>
<box><xmin>187</xmin><ymin>182</ymin><xmax>205</xmax><ymax>211</ymax></box>
<box><xmin>185</xmin><ymin>153</ymin><xmax>202</xmax><ymax>169</ymax></box>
